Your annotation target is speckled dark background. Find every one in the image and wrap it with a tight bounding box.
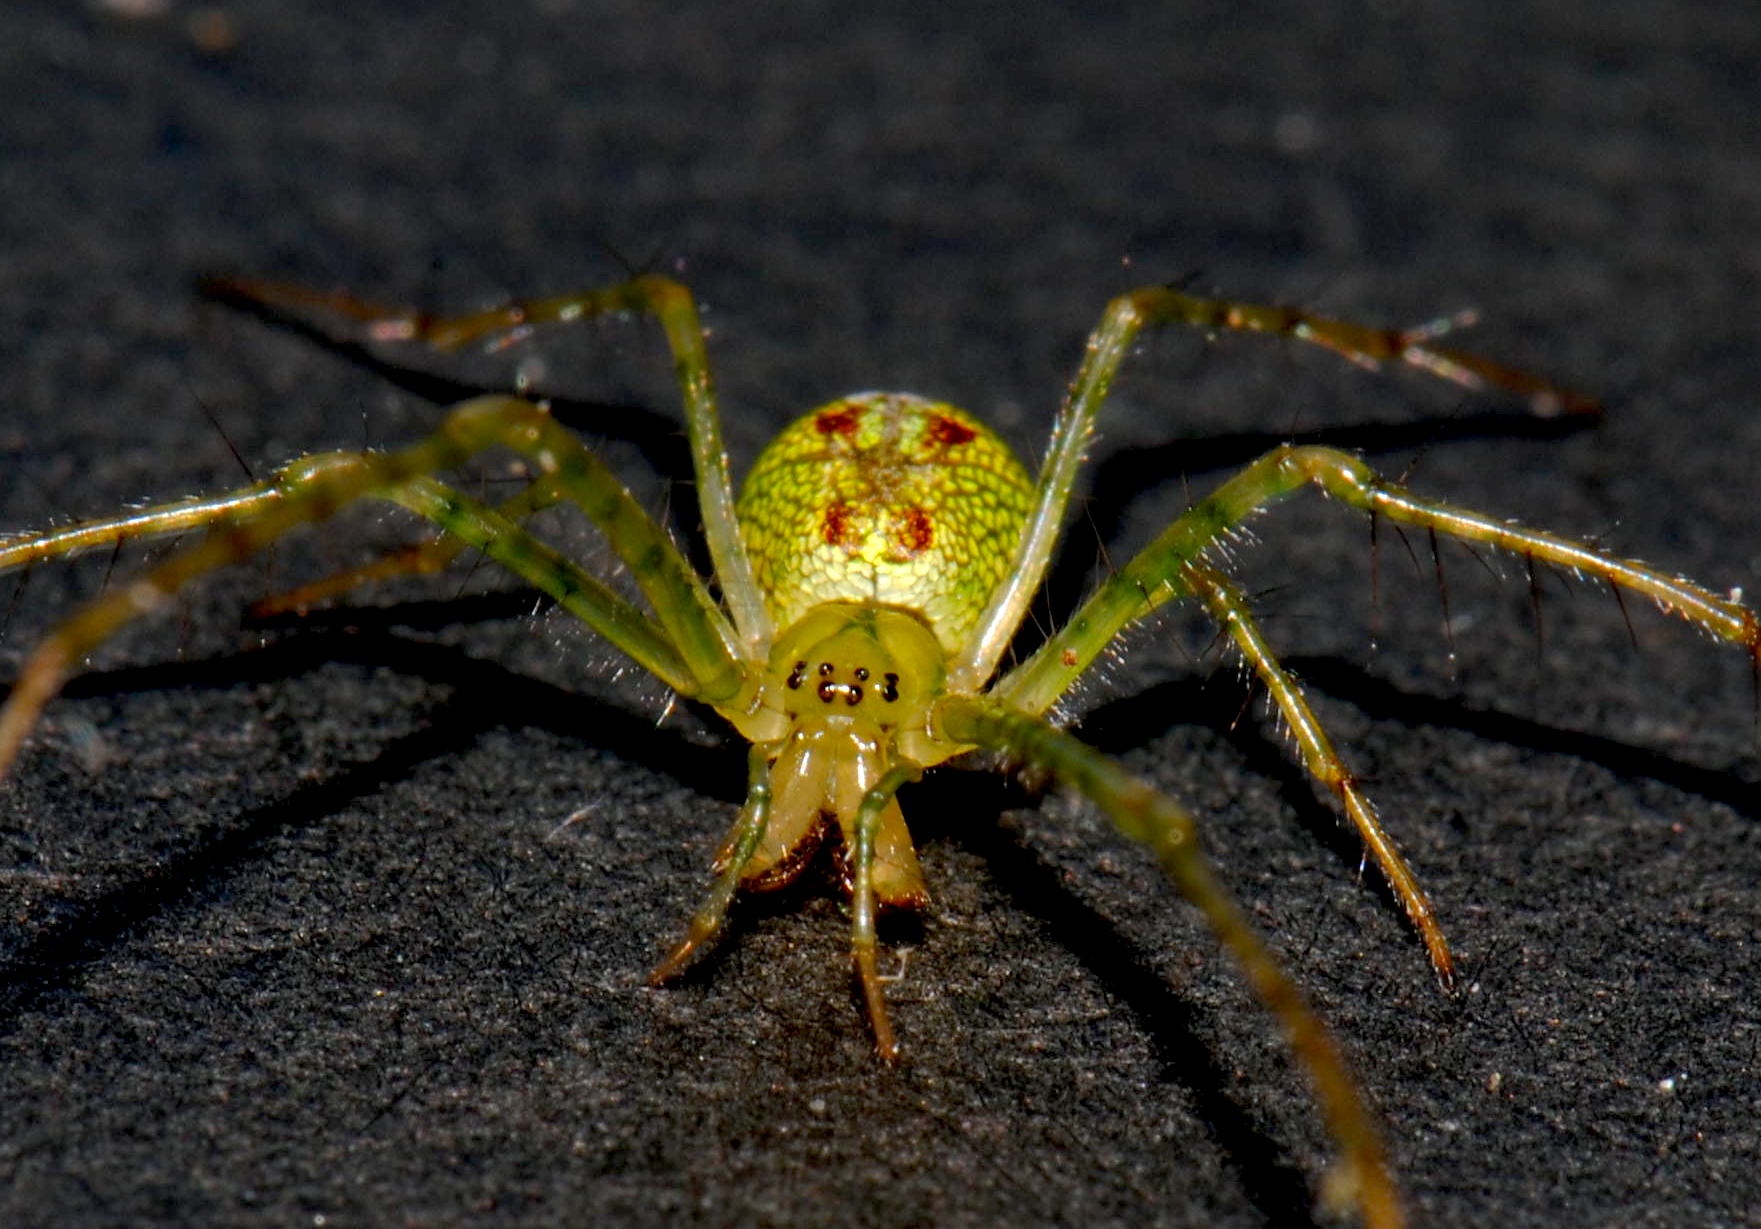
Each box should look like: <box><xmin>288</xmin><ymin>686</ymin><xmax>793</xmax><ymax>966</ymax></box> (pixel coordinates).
<box><xmin>2</xmin><ymin>3</ymin><xmax>1758</xmax><ymax>1226</ymax></box>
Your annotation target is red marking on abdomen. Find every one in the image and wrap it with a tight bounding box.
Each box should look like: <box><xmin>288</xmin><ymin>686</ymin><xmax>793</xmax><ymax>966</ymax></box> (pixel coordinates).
<box><xmin>815</xmin><ymin>406</ymin><xmax>863</xmax><ymax>436</ymax></box>
<box><xmin>928</xmin><ymin>415</ymin><xmax>976</xmax><ymax>446</ymax></box>
<box><xmin>892</xmin><ymin>506</ymin><xmax>933</xmax><ymax>556</ymax></box>
<box><xmin>823</xmin><ymin>500</ymin><xmax>857</xmax><ymax>548</ymax></box>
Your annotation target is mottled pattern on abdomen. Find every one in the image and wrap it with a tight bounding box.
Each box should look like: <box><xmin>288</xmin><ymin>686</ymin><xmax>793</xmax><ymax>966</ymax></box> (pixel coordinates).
<box><xmin>737</xmin><ymin>392</ymin><xmax>1035</xmax><ymax>650</ymax></box>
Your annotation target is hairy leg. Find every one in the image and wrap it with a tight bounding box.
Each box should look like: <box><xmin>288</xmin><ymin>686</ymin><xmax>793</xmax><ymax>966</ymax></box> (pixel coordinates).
<box><xmin>996</xmin><ymin>443</ymin><xmax>1759</xmax><ymax>984</ymax></box>
<box><xmin>953</xmin><ymin>285</ymin><xmax>1596</xmax><ymax>690</ymax></box>
<box><xmin>205</xmin><ymin>273</ymin><xmax>774</xmax><ymax>648</ymax></box>
<box><xmin>0</xmin><ymin>396</ymin><xmax>757</xmax><ymax>775</ymax></box>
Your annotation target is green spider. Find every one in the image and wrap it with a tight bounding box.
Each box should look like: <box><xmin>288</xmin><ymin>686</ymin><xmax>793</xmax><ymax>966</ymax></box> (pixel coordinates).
<box><xmin>3</xmin><ymin>273</ymin><xmax>1757</xmax><ymax>1229</ymax></box>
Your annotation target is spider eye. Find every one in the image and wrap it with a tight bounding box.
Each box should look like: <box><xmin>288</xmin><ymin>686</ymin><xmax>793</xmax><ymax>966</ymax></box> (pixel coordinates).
<box><xmin>881</xmin><ymin>673</ymin><xmax>899</xmax><ymax>702</ymax></box>
<box><xmin>853</xmin><ymin>667</ymin><xmax>869</xmax><ymax>681</ymax></box>
<box><xmin>787</xmin><ymin>660</ymin><xmax>807</xmax><ymax>689</ymax></box>
<box><xmin>818</xmin><ymin>661</ymin><xmax>835</xmax><ymax>677</ymax></box>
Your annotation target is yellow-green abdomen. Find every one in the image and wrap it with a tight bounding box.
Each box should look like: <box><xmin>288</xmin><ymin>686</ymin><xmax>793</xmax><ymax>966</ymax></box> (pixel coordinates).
<box><xmin>738</xmin><ymin>392</ymin><xmax>1035</xmax><ymax>651</ymax></box>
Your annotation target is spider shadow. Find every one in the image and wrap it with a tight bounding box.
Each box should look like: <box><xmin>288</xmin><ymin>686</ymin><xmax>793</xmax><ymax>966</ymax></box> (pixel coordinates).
<box><xmin>926</xmin><ymin>651</ymin><xmax>1755</xmax><ymax>1224</ymax></box>
<box><xmin>914</xmin><ymin>763</ymin><xmax>1325</xmax><ymax>1228</ymax></box>
<box><xmin>1067</xmin><ymin>653</ymin><xmax>1760</xmax><ymax>961</ymax></box>
<box><xmin>1281</xmin><ymin>654</ymin><xmax>1761</xmax><ymax>825</ymax></box>
<box><xmin>0</xmin><ymin>624</ymin><xmax>747</xmax><ymax>1037</ymax></box>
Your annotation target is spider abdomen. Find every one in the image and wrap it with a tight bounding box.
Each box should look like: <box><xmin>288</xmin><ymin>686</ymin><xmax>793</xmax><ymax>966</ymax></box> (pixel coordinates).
<box><xmin>738</xmin><ymin>392</ymin><xmax>1034</xmax><ymax>649</ymax></box>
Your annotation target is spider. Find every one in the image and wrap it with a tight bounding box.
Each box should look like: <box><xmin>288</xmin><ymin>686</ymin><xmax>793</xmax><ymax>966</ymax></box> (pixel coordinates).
<box><xmin>3</xmin><ymin>273</ymin><xmax>1756</xmax><ymax>1229</ymax></box>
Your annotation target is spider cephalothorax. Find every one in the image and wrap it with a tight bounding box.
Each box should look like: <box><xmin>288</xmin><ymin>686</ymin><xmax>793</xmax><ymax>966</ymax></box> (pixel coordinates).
<box><xmin>5</xmin><ymin>272</ymin><xmax>1755</xmax><ymax>1229</ymax></box>
<box><xmin>732</xmin><ymin>601</ymin><xmax>948</xmax><ymax>907</ymax></box>
<box><xmin>725</xmin><ymin>393</ymin><xmax>1033</xmax><ymax>905</ymax></box>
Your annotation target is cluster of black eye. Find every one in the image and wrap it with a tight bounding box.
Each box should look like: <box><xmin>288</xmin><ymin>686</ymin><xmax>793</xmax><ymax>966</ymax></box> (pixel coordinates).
<box><xmin>786</xmin><ymin>660</ymin><xmax>901</xmax><ymax>705</ymax></box>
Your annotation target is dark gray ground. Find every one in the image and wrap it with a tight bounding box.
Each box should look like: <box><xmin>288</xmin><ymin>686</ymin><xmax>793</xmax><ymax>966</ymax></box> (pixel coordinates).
<box><xmin>2</xmin><ymin>3</ymin><xmax>1758</xmax><ymax>1226</ymax></box>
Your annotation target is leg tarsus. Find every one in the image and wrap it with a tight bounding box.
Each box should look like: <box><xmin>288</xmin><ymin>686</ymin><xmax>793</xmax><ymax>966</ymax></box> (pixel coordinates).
<box><xmin>852</xmin><ymin>943</ymin><xmax>900</xmax><ymax>1064</ymax></box>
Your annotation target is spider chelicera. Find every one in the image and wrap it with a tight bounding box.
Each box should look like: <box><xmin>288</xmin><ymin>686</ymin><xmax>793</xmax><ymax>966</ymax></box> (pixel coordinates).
<box><xmin>3</xmin><ymin>273</ymin><xmax>1756</xmax><ymax>1229</ymax></box>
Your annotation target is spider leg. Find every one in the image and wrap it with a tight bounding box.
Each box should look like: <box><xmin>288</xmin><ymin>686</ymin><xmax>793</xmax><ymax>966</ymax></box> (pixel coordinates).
<box><xmin>650</xmin><ymin>745</ymin><xmax>776</xmax><ymax>985</ymax></box>
<box><xmin>0</xmin><ymin>395</ymin><xmax>755</xmax><ymax>777</ymax></box>
<box><xmin>251</xmin><ymin>472</ymin><xmax>566</xmax><ymax>616</ymax></box>
<box><xmin>995</xmin><ymin>443</ymin><xmax>1759</xmax><ymax>986</ymax></box>
<box><xmin>1184</xmin><ymin>563</ymin><xmax>1453</xmax><ymax>988</ymax></box>
<box><xmin>206</xmin><ymin>274</ymin><xmax>773</xmax><ymax>648</ymax></box>
<box><xmin>847</xmin><ymin>763</ymin><xmax>921</xmax><ymax>1063</ymax></box>
<box><xmin>954</xmin><ymin>285</ymin><xmax>1595</xmax><ymax>691</ymax></box>
<box><xmin>394</xmin><ymin>395</ymin><xmax>747</xmax><ymax>697</ymax></box>
<box><xmin>1</xmin><ymin>486</ymin><xmax>286</xmax><ymax>571</ymax></box>
<box><xmin>1002</xmin><ymin>442</ymin><xmax>1759</xmax><ymax>710</ymax></box>
<box><xmin>937</xmin><ymin>696</ymin><xmax>1403</xmax><ymax>1229</ymax></box>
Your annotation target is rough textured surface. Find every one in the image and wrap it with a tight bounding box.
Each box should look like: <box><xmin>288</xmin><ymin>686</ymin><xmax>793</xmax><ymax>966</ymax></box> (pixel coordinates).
<box><xmin>2</xmin><ymin>3</ymin><xmax>1758</xmax><ymax>1226</ymax></box>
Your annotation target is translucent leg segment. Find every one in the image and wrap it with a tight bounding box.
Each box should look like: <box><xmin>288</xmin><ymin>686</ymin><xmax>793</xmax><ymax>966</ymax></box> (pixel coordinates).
<box><xmin>205</xmin><ymin>274</ymin><xmax>774</xmax><ymax>650</ymax></box>
<box><xmin>1184</xmin><ymin>563</ymin><xmax>1452</xmax><ymax>988</ymax></box>
<box><xmin>0</xmin><ymin>397</ymin><xmax>752</xmax><ymax>776</ymax></box>
<box><xmin>937</xmin><ymin>695</ymin><xmax>1403</xmax><ymax>1229</ymax></box>
<box><xmin>251</xmin><ymin>474</ymin><xmax>565</xmax><ymax>616</ymax></box>
<box><xmin>847</xmin><ymin>763</ymin><xmax>922</xmax><ymax>1063</ymax></box>
<box><xmin>954</xmin><ymin>286</ymin><xmax>1598</xmax><ymax>691</ymax></box>
<box><xmin>388</xmin><ymin>473</ymin><xmax>691</xmax><ymax>685</ymax></box>
<box><xmin>0</xmin><ymin>488</ymin><xmax>286</xmax><ymax>571</ymax></box>
<box><xmin>651</xmin><ymin>745</ymin><xmax>776</xmax><ymax>985</ymax></box>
